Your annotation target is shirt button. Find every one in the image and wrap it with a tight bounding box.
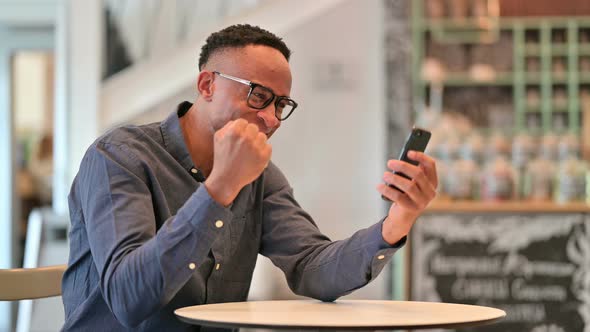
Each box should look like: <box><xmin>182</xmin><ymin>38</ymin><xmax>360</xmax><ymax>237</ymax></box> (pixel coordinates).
<box><xmin>215</xmin><ymin>263</ymin><xmax>220</xmax><ymax>270</ymax></box>
<box><xmin>188</xmin><ymin>263</ymin><xmax>196</xmax><ymax>270</ymax></box>
<box><xmin>215</xmin><ymin>220</ymin><xmax>224</xmax><ymax>228</ymax></box>
<box><xmin>377</xmin><ymin>255</ymin><xmax>385</xmax><ymax>260</ymax></box>
<box><xmin>191</xmin><ymin>168</ymin><xmax>198</xmax><ymax>174</ymax></box>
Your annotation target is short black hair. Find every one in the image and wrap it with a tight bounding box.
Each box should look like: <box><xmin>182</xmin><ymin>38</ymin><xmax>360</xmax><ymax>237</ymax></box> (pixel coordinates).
<box><xmin>198</xmin><ymin>24</ymin><xmax>291</xmax><ymax>70</ymax></box>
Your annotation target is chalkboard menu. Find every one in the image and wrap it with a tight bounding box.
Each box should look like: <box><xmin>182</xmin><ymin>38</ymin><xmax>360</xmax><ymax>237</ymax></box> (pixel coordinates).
<box><xmin>411</xmin><ymin>213</ymin><xmax>590</xmax><ymax>332</ymax></box>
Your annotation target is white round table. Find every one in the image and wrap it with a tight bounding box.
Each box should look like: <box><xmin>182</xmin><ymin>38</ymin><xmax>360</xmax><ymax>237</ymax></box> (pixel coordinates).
<box><xmin>175</xmin><ymin>300</ymin><xmax>506</xmax><ymax>330</ymax></box>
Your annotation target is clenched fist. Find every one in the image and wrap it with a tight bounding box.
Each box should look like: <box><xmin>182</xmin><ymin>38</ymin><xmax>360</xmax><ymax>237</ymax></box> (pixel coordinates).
<box><xmin>204</xmin><ymin>119</ymin><xmax>272</xmax><ymax>206</ymax></box>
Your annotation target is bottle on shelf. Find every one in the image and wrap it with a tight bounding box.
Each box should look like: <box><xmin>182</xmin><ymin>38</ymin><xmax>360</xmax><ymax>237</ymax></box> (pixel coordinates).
<box><xmin>434</xmin><ymin>157</ymin><xmax>449</xmax><ymax>199</ymax></box>
<box><xmin>485</xmin><ymin>131</ymin><xmax>511</xmax><ymax>162</ymax></box>
<box><xmin>540</xmin><ymin>133</ymin><xmax>560</xmax><ymax>162</ymax></box>
<box><xmin>480</xmin><ymin>155</ymin><xmax>518</xmax><ymax>201</ymax></box>
<box><xmin>439</xmin><ymin>133</ymin><xmax>461</xmax><ymax>163</ymax></box>
<box><xmin>512</xmin><ymin>132</ymin><xmax>536</xmax><ymax>199</ymax></box>
<box><xmin>554</xmin><ymin>133</ymin><xmax>588</xmax><ymax>204</ymax></box>
<box><xmin>444</xmin><ymin>133</ymin><xmax>482</xmax><ymax>200</ymax></box>
<box><xmin>446</xmin><ymin>158</ymin><xmax>480</xmax><ymax>200</ymax></box>
<box><xmin>512</xmin><ymin>133</ymin><xmax>536</xmax><ymax>170</ymax></box>
<box><xmin>523</xmin><ymin>157</ymin><xmax>556</xmax><ymax>202</ymax></box>
<box><xmin>461</xmin><ymin>132</ymin><xmax>485</xmax><ymax>165</ymax></box>
<box><xmin>558</xmin><ymin>133</ymin><xmax>580</xmax><ymax>161</ymax></box>
<box><xmin>554</xmin><ymin>157</ymin><xmax>588</xmax><ymax>204</ymax></box>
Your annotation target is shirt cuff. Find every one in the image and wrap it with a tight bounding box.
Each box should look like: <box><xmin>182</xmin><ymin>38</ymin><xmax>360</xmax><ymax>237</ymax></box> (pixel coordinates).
<box><xmin>377</xmin><ymin>217</ymin><xmax>408</xmax><ymax>249</ymax></box>
<box><xmin>184</xmin><ymin>184</ymin><xmax>234</xmax><ymax>229</ymax></box>
<box><xmin>364</xmin><ymin>218</ymin><xmax>408</xmax><ymax>280</ymax></box>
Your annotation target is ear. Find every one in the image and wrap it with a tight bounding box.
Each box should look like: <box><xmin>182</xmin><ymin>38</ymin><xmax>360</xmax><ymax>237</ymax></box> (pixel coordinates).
<box><xmin>196</xmin><ymin>71</ymin><xmax>215</xmax><ymax>101</ymax></box>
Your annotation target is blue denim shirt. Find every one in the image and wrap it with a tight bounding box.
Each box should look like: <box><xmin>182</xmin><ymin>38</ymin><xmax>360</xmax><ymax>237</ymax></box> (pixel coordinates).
<box><xmin>61</xmin><ymin>102</ymin><xmax>404</xmax><ymax>331</ymax></box>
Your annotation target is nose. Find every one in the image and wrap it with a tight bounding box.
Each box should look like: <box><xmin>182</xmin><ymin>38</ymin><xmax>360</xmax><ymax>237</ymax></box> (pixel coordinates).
<box><xmin>257</xmin><ymin>103</ymin><xmax>280</xmax><ymax>131</ymax></box>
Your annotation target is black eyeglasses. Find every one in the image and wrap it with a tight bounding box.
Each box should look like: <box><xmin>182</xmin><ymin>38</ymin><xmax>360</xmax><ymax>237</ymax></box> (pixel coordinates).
<box><xmin>213</xmin><ymin>71</ymin><xmax>298</xmax><ymax>121</ymax></box>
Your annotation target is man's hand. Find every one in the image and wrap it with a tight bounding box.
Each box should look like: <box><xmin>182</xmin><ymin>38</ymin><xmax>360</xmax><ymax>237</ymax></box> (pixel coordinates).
<box><xmin>205</xmin><ymin>119</ymin><xmax>272</xmax><ymax>206</ymax></box>
<box><xmin>377</xmin><ymin>151</ymin><xmax>438</xmax><ymax>245</ymax></box>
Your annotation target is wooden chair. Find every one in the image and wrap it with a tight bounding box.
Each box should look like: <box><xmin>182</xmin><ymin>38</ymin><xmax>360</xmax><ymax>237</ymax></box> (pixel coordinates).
<box><xmin>0</xmin><ymin>265</ymin><xmax>66</xmax><ymax>301</ymax></box>
<box><xmin>2</xmin><ymin>208</ymin><xmax>69</xmax><ymax>331</ymax></box>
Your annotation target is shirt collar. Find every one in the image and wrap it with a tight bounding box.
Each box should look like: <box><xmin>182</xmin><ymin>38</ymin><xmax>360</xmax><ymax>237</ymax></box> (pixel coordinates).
<box><xmin>160</xmin><ymin>101</ymin><xmax>194</xmax><ymax>171</ymax></box>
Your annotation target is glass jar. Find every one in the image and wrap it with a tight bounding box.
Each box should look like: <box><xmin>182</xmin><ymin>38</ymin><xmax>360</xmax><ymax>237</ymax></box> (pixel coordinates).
<box><xmin>486</xmin><ymin>132</ymin><xmax>511</xmax><ymax>162</ymax></box>
<box><xmin>558</xmin><ymin>133</ymin><xmax>580</xmax><ymax>161</ymax></box>
<box><xmin>554</xmin><ymin>157</ymin><xmax>588</xmax><ymax>204</ymax></box>
<box><xmin>438</xmin><ymin>134</ymin><xmax>461</xmax><ymax>163</ymax></box>
<box><xmin>445</xmin><ymin>159</ymin><xmax>479</xmax><ymax>200</ymax></box>
<box><xmin>523</xmin><ymin>158</ymin><xmax>556</xmax><ymax>201</ymax></box>
<box><xmin>434</xmin><ymin>157</ymin><xmax>448</xmax><ymax>198</ymax></box>
<box><xmin>540</xmin><ymin>133</ymin><xmax>559</xmax><ymax>162</ymax></box>
<box><xmin>460</xmin><ymin>132</ymin><xmax>485</xmax><ymax>165</ymax></box>
<box><xmin>512</xmin><ymin>133</ymin><xmax>536</xmax><ymax>169</ymax></box>
<box><xmin>480</xmin><ymin>156</ymin><xmax>518</xmax><ymax>201</ymax></box>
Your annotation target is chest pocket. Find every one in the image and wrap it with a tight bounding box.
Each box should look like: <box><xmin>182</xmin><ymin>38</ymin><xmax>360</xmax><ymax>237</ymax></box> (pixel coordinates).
<box><xmin>229</xmin><ymin>209</ymin><xmax>260</xmax><ymax>253</ymax></box>
<box><xmin>221</xmin><ymin>209</ymin><xmax>260</xmax><ymax>281</ymax></box>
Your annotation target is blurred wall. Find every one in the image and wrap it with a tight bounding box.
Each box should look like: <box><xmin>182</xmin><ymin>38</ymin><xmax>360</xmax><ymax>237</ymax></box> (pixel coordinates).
<box><xmin>250</xmin><ymin>0</ymin><xmax>390</xmax><ymax>300</ymax></box>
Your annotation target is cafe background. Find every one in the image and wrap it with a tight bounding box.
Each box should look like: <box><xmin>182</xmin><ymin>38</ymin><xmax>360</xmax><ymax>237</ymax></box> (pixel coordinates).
<box><xmin>1</xmin><ymin>0</ymin><xmax>588</xmax><ymax>331</ymax></box>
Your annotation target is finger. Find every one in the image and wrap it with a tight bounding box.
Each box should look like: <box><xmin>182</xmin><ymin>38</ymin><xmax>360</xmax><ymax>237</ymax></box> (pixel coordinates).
<box><xmin>244</xmin><ymin>123</ymin><xmax>259</xmax><ymax>140</ymax></box>
<box><xmin>388</xmin><ymin>154</ymin><xmax>437</xmax><ymax>191</ymax></box>
<box><xmin>383</xmin><ymin>172</ymin><xmax>430</xmax><ymax>207</ymax></box>
<box><xmin>232</xmin><ymin>118</ymin><xmax>248</xmax><ymax>131</ymax></box>
<box><xmin>376</xmin><ymin>183</ymin><xmax>417</xmax><ymax>209</ymax></box>
<box><xmin>414</xmin><ymin>175</ymin><xmax>437</xmax><ymax>202</ymax></box>
<box><xmin>385</xmin><ymin>160</ymin><xmax>437</xmax><ymax>203</ymax></box>
<box><xmin>233</xmin><ymin>118</ymin><xmax>248</xmax><ymax>126</ymax></box>
<box><xmin>408</xmin><ymin>151</ymin><xmax>438</xmax><ymax>187</ymax></box>
<box><xmin>226</xmin><ymin>119</ymin><xmax>247</xmax><ymax>138</ymax></box>
<box><xmin>255</xmin><ymin>131</ymin><xmax>268</xmax><ymax>145</ymax></box>
<box><xmin>387</xmin><ymin>159</ymin><xmax>420</xmax><ymax>178</ymax></box>
<box><xmin>391</xmin><ymin>165</ymin><xmax>437</xmax><ymax>202</ymax></box>
<box><xmin>383</xmin><ymin>171</ymin><xmax>412</xmax><ymax>190</ymax></box>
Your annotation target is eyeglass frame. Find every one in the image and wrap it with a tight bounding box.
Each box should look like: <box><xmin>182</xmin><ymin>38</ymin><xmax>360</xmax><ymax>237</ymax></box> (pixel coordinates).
<box><xmin>212</xmin><ymin>71</ymin><xmax>298</xmax><ymax>121</ymax></box>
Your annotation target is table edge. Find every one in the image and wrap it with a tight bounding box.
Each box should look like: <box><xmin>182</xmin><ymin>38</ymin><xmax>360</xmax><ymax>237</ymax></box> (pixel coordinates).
<box><xmin>175</xmin><ymin>315</ymin><xmax>506</xmax><ymax>330</ymax></box>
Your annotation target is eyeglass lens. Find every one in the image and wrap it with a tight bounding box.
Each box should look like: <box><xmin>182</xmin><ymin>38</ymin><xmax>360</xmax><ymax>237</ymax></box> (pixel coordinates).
<box><xmin>248</xmin><ymin>85</ymin><xmax>296</xmax><ymax>120</ymax></box>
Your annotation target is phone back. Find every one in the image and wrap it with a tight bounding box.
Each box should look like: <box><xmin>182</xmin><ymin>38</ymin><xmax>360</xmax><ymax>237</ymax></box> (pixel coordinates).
<box><xmin>398</xmin><ymin>127</ymin><xmax>431</xmax><ymax>166</ymax></box>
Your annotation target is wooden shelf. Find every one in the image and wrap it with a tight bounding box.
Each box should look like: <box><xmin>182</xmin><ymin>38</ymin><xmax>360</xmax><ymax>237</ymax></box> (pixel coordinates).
<box><xmin>421</xmin><ymin>71</ymin><xmax>590</xmax><ymax>86</ymax></box>
<box><xmin>423</xmin><ymin>17</ymin><xmax>590</xmax><ymax>30</ymax></box>
<box><xmin>421</xmin><ymin>72</ymin><xmax>513</xmax><ymax>86</ymax></box>
<box><xmin>426</xmin><ymin>199</ymin><xmax>590</xmax><ymax>213</ymax></box>
<box><xmin>424</xmin><ymin>18</ymin><xmax>499</xmax><ymax>32</ymax></box>
<box><xmin>523</xmin><ymin>44</ymin><xmax>575</xmax><ymax>56</ymax></box>
<box><xmin>525</xmin><ymin>105</ymin><xmax>569</xmax><ymax>113</ymax></box>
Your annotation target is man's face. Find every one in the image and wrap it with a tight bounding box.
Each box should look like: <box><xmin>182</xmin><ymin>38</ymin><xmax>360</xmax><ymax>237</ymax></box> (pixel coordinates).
<box><xmin>203</xmin><ymin>45</ymin><xmax>293</xmax><ymax>138</ymax></box>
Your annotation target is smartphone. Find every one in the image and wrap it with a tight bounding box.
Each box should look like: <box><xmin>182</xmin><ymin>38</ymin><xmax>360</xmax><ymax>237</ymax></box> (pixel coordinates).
<box><xmin>382</xmin><ymin>127</ymin><xmax>431</xmax><ymax>201</ymax></box>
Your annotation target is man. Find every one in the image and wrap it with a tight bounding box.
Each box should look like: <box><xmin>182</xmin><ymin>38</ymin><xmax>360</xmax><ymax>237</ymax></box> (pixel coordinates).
<box><xmin>61</xmin><ymin>24</ymin><xmax>437</xmax><ymax>331</ymax></box>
